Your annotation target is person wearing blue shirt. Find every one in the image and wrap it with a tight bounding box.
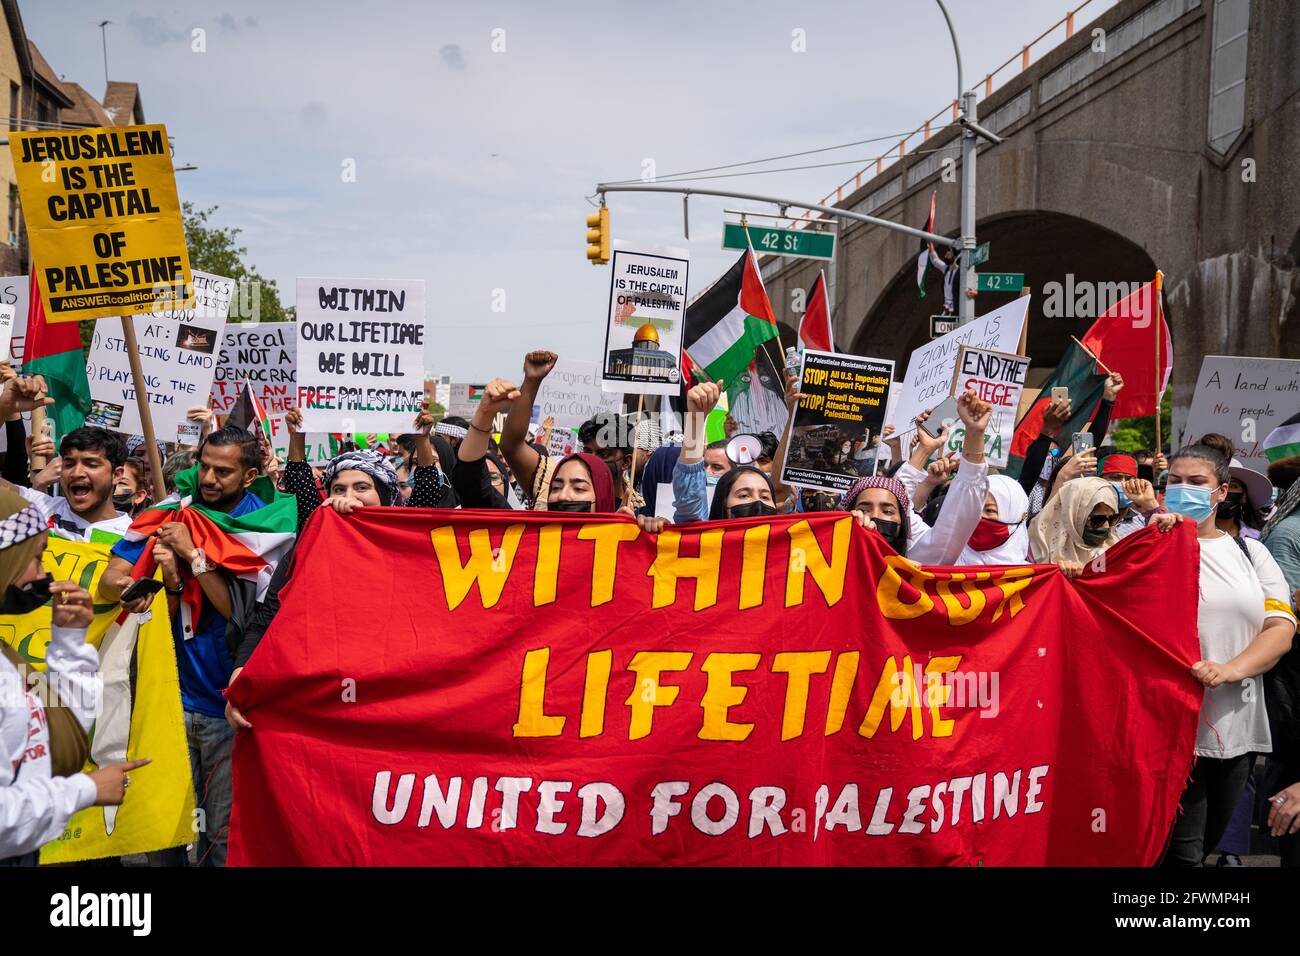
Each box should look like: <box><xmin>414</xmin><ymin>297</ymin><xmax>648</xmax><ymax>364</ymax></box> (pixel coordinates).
<box><xmin>99</xmin><ymin>425</ymin><xmax>269</xmax><ymax>867</ymax></box>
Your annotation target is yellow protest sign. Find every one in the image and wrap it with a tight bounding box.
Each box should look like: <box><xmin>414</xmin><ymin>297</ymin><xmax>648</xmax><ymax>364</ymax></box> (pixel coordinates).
<box><xmin>0</xmin><ymin>537</ymin><xmax>194</xmax><ymax>862</ymax></box>
<box><xmin>9</xmin><ymin>123</ymin><xmax>193</xmax><ymax>323</ymax></box>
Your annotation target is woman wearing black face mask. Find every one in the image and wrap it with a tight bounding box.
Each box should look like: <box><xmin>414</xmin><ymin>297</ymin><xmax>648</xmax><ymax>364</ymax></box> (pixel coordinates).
<box><xmin>0</xmin><ymin>489</ymin><xmax>150</xmax><ymax>864</ymax></box>
<box><xmin>1216</xmin><ymin>458</ymin><xmax>1272</xmax><ymax>539</ymax></box>
<box><xmin>840</xmin><ymin>476</ymin><xmax>911</xmax><ymax>556</ymax></box>
<box><xmin>707</xmin><ymin>466</ymin><xmax>778</xmax><ymax>521</ymax></box>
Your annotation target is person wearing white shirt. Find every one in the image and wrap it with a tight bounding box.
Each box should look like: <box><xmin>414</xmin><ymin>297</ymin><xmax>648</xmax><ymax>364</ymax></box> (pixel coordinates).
<box><xmin>1160</xmin><ymin>445</ymin><xmax>1297</xmax><ymax>866</ymax></box>
<box><xmin>3</xmin><ymin>426</ymin><xmax>132</xmax><ymax>543</ymax></box>
<box><xmin>0</xmin><ymin>489</ymin><xmax>148</xmax><ymax>865</ymax></box>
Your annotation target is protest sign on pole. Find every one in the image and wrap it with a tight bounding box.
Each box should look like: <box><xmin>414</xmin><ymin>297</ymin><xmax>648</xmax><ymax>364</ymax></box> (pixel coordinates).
<box><xmin>8</xmin><ymin>125</ymin><xmax>192</xmax><ymax>323</ymax></box>
<box><xmin>86</xmin><ymin>271</ymin><xmax>233</xmax><ymax>446</ymax></box>
<box><xmin>0</xmin><ymin>274</ymin><xmax>29</xmax><ymax>368</ymax></box>
<box><xmin>1182</xmin><ymin>355</ymin><xmax>1300</xmax><ymax>470</ymax></box>
<box><xmin>781</xmin><ymin>349</ymin><xmax>894</xmax><ymax>494</ymax></box>
<box><xmin>601</xmin><ymin>243</ymin><xmax>689</xmax><ymax>396</ymax></box>
<box><xmin>940</xmin><ymin>346</ymin><xmax>1030</xmax><ymax>467</ymax></box>
<box><xmin>890</xmin><ymin>295</ymin><xmax>1029</xmax><ymax>438</ymax></box>
<box><xmin>295</xmin><ymin>278</ymin><xmax>427</xmax><ymax>434</ymax></box>
<box><xmin>533</xmin><ymin>358</ymin><xmax>622</xmax><ymax>430</ymax></box>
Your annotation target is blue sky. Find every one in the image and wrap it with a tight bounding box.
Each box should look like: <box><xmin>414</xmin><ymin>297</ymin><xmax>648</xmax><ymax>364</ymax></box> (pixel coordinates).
<box><xmin>24</xmin><ymin>0</ymin><xmax>1115</xmax><ymax>381</ymax></box>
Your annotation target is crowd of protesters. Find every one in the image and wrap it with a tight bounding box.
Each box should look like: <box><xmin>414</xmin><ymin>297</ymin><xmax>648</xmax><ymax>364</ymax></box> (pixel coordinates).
<box><xmin>1</xmin><ymin>345</ymin><xmax>1299</xmax><ymax>869</ymax></box>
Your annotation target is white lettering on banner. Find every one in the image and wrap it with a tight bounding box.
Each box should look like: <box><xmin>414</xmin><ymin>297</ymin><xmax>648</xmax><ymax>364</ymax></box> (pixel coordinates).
<box><xmin>890</xmin><ymin>297</ymin><xmax>1029</xmax><ymax>439</ymax></box>
<box><xmin>1182</xmin><ymin>355</ymin><xmax>1300</xmax><ymax>470</ymax></box>
<box><xmin>296</xmin><ymin>276</ymin><xmax>427</xmax><ymax>434</ymax></box>
<box><xmin>86</xmin><ymin>270</ymin><xmax>233</xmax><ymax>443</ymax></box>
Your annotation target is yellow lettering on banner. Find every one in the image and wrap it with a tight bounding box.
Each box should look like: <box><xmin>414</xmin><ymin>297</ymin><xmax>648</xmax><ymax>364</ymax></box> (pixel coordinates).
<box><xmin>738</xmin><ymin>525</ymin><xmax>770</xmax><ymax>609</ymax></box>
<box><xmin>699</xmin><ymin>653</ymin><xmax>761</xmax><ymax>741</ymax></box>
<box><xmin>924</xmin><ymin>656</ymin><xmax>963</xmax><ymax>737</ymax></box>
<box><xmin>990</xmin><ymin>566</ymin><xmax>1034</xmax><ymax>622</ymax></box>
<box><xmin>648</xmin><ymin>530</ymin><xmax>723</xmax><ymax>610</ymax></box>
<box><xmin>772</xmin><ymin>651</ymin><xmax>831</xmax><ymax>740</ymax></box>
<box><xmin>784</xmin><ymin>518</ymin><xmax>850</xmax><ymax>608</ymax></box>
<box><xmin>430</xmin><ymin>524</ymin><xmax>524</xmax><ymax>610</ymax></box>
<box><xmin>824</xmin><ymin>652</ymin><xmax>860</xmax><ymax>735</ymax></box>
<box><xmin>513</xmin><ymin>647</ymin><xmax>565</xmax><ymax>737</ymax></box>
<box><xmin>876</xmin><ymin>555</ymin><xmax>936</xmax><ymax>619</ymax></box>
<box><xmin>580</xmin><ymin>649</ymin><xmax>613</xmax><ymax>738</ymax></box>
<box><xmin>578</xmin><ymin>522</ymin><xmax>641</xmax><ymax>607</ymax></box>
<box><xmin>935</xmin><ymin>572</ymin><xmax>990</xmax><ymax>625</ymax></box>
<box><xmin>532</xmin><ymin>524</ymin><xmax>562</xmax><ymax>607</ymax></box>
<box><xmin>859</xmin><ymin>655</ymin><xmax>923</xmax><ymax>740</ymax></box>
<box><xmin>625</xmin><ymin>651</ymin><xmax>692</xmax><ymax>740</ymax></box>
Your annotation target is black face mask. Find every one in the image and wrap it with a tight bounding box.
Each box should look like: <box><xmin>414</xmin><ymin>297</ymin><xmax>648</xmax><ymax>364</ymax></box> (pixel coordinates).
<box><xmin>1081</xmin><ymin>526</ymin><xmax>1111</xmax><ymax>547</ymax></box>
<box><xmin>1216</xmin><ymin>491</ymin><xmax>1243</xmax><ymax>521</ymax></box>
<box><xmin>548</xmin><ymin>500</ymin><xmax>594</xmax><ymax>513</ymax></box>
<box><xmin>869</xmin><ymin>516</ymin><xmax>907</xmax><ymax>555</ymax></box>
<box><xmin>727</xmin><ymin>501</ymin><xmax>777</xmax><ymax>519</ymax></box>
<box><xmin>112</xmin><ymin>491</ymin><xmax>136</xmax><ymax>512</ymax></box>
<box><xmin>1</xmin><ymin>574</ymin><xmax>53</xmax><ymax>615</ymax></box>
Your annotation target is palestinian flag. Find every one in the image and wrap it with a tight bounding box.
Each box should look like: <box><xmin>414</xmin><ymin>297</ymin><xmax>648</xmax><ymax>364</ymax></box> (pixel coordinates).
<box><xmin>799</xmin><ymin>271</ymin><xmax>834</xmax><ymax>353</ymax></box>
<box><xmin>225</xmin><ymin>382</ymin><xmax>272</xmax><ymax>440</ymax></box>
<box><xmin>1006</xmin><ymin>339</ymin><xmax>1108</xmax><ymax>478</ymax></box>
<box><xmin>23</xmin><ymin>265</ymin><xmax>90</xmax><ymax>441</ymax></box>
<box><xmin>122</xmin><ymin>465</ymin><xmax>297</xmax><ymax>626</ymax></box>
<box><xmin>1264</xmin><ymin>412</ymin><xmax>1300</xmax><ymax>463</ymax></box>
<box><xmin>916</xmin><ymin>190</ymin><xmax>938</xmax><ymax>298</ymax></box>
<box><xmin>683</xmin><ymin>247</ymin><xmax>779</xmax><ymax>388</ymax></box>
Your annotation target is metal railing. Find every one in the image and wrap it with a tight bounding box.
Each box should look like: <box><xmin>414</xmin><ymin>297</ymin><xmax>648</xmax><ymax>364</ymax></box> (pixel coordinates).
<box><xmin>803</xmin><ymin>0</ymin><xmax>1107</xmax><ymax>223</ymax></box>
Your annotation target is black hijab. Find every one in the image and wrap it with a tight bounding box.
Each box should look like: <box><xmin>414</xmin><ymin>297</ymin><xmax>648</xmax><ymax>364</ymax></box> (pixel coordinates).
<box><xmin>429</xmin><ymin>434</ymin><xmax>460</xmax><ymax>508</ymax></box>
<box><xmin>708</xmin><ymin>465</ymin><xmax>775</xmax><ymax>521</ymax></box>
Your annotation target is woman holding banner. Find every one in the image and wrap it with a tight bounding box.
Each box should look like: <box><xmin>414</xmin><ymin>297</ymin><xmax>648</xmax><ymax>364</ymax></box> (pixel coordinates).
<box><xmin>0</xmin><ymin>487</ymin><xmax>150</xmax><ymax>864</ymax></box>
<box><xmin>1161</xmin><ymin>444</ymin><xmax>1296</xmax><ymax>866</ymax></box>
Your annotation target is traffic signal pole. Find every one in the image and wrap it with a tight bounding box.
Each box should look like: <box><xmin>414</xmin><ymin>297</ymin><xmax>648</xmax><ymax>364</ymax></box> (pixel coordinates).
<box><xmin>592</xmin><ymin>184</ymin><xmax>962</xmax><ymax>251</ymax></box>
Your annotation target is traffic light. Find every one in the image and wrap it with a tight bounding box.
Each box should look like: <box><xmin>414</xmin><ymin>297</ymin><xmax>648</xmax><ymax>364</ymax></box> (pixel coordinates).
<box><xmin>586</xmin><ymin>207</ymin><xmax>609</xmax><ymax>265</ymax></box>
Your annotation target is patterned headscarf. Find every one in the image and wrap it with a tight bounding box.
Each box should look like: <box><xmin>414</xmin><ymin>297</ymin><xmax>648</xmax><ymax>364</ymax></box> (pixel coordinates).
<box><xmin>840</xmin><ymin>475</ymin><xmax>911</xmax><ymax>529</ymax></box>
<box><xmin>0</xmin><ymin>488</ymin><xmax>47</xmax><ymax>592</ymax></box>
<box><xmin>1028</xmin><ymin>476</ymin><xmax>1119</xmax><ymax>565</ymax></box>
<box><xmin>321</xmin><ymin>450</ymin><xmax>400</xmax><ymax>506</ymax></box>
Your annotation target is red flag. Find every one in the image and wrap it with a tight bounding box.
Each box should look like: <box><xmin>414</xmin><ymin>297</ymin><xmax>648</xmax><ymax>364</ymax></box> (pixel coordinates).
<box><xmin>1080</xmin><ymin>277</ymin><xmax>1172</xmax><ymax>420</ymax></box>
<box><xmin>799</xmin><ymin>271</ymin><xmax>834</xmax><ymax>352</ymax></box>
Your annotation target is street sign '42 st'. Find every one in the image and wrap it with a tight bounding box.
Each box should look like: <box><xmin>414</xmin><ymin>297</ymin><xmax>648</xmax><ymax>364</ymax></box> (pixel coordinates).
<box><xmin>722</xmin><ymin>223</ymin><xmax>835</xmax><ymax>262</ymax></box>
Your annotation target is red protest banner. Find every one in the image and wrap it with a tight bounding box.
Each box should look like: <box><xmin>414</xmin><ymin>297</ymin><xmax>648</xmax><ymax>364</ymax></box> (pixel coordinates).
<box><xmin>227</xmin><ymin>511</ymin><xmax>1201</xmax><ymax>866</ymax></box>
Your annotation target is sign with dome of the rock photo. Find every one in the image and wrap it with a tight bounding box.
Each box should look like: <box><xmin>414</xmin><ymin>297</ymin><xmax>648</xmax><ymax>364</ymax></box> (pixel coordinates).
<box><xmin>600</xmin><ymin>242</ymin><xmax>689</xmax><ymax>396</ymax></box>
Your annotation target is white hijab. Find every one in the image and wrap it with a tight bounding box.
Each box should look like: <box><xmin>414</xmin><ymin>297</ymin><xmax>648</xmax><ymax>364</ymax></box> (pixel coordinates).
<box><xmin>957</xmin><ymin>474</ymin><xmax>1031</xmax><ymax>565</ymax></box>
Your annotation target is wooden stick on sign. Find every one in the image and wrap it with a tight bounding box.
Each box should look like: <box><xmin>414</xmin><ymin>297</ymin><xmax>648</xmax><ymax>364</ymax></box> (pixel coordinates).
<box><xmin>625</xmin><ymin>392</ymin><xmax>645</xmax><ymax>510</ymax></box>
<box><xmin>29</xmin><ymin>404</ymin><xmax>49</xmax><ymax>471</ymax></box>
<box><xmin>120</xmin><ymin>315</ymin><xmax>168</xmax><ymax>501</ymax></box>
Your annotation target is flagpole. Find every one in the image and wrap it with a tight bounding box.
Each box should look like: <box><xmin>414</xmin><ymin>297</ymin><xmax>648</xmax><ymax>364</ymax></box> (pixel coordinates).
<box><xmin>120</xmin><ymin>315</ymin><xmax>168</xmax><ymax>500</ymax></box>
<box><xmin>1153</xmin><ymin>270</ymin><xmax>1164</xmax><ymax>455</ymax></box>
<box><xmin>739</xmin><ymin>218</ymin><xmax>791</xmax><ymax>378</ymax></box>
<box><xmin>626</xmin><ymin>392</ymin><xmax>645</xmax><ymax>510</ymax></box>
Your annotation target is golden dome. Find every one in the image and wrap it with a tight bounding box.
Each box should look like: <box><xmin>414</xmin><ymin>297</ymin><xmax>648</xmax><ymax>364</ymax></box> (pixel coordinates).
<box><xmin>633</xmin><ymin>322</ymin><xmax>660</xmax><ymax>344</ymax></box>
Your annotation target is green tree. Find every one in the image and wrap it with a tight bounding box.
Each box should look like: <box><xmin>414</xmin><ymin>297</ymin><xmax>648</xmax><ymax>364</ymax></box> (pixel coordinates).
<box><xmin>1110</xmin><ymin>389</ymin><xmax>1173</xmax><ymax>453</ymax></box>
<box><xmin>183</xmin><ymin>202</ymin><xmax>293</xmax><ymax>323</ymax></box>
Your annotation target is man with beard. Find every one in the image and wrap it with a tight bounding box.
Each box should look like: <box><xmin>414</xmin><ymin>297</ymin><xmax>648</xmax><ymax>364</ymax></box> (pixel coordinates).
<box><xmin>98</xmin><ymin>425</ymin><xmax>280</xmax><ymax>866</ymax></box>
<box><xmin>1</xmin><ymin>425</ymin><xmax>132</xmax><ymax>543</ymax></box>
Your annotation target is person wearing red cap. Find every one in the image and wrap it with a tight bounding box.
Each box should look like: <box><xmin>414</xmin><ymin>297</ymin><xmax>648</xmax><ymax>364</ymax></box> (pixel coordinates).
<box><xmin>1100</xmin><ymin>452</ymin><xmax>1165</xmax><ymax>540</ymax></box>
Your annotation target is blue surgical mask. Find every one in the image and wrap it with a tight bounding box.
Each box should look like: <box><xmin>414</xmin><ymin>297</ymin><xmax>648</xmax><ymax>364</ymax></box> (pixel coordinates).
<box><xmin>1112</xmin><ymin>482</ymin><xmax>1132</xmax><ymax>510</ymax></box>
<box><xmin>705</xmin><ymin>474</ymin><xmax>720</xmax><ymax>487</ymax></box>
<box><xmin>1164</xmin><ymin>484</ymin><xmax>1214</xmax><ymax>522</ymax></box>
